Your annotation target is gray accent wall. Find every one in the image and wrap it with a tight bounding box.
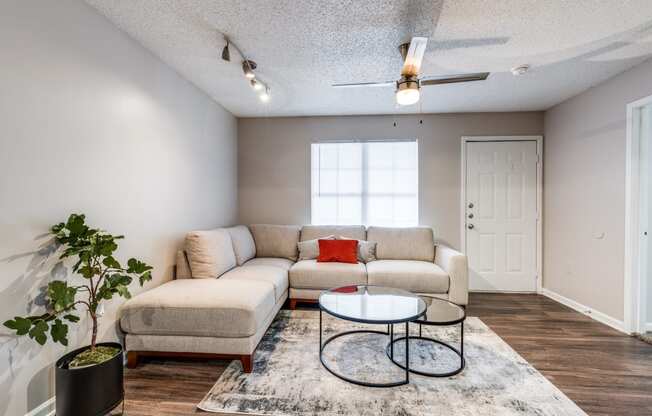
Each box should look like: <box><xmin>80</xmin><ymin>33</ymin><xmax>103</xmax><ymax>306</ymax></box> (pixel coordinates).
<box><xmin>0</xmin><ymin>1</ymin><xmax>237</xmax><ymax>415</ymax></box>
<box><xmin>544</xmin><ymin>58</ymin><xmax>652</xmax><ymax>323</ymax></box>
<box><xmin>238</xmin><ymin>113</ymin><xmax>544</xmax><ymax>248</ymax></box>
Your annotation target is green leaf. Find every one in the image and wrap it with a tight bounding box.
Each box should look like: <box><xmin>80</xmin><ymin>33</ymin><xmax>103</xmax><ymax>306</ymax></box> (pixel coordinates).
<box><xmin>139</xmin><ymin>270</ymin><xmax>152</xmax><ymax>286</ymax></box>
<box><xmin>102</xmin><ymin>256</ymin><xmax>121</xmax><ymax>269</ymax></box>
<box><xmin>4</xmin><ymin>317</ymin><xmax>32</xmax><ymax>335</ymax></box>
<box><xmin>47</xmin><ymin>281</ymin><xmax>77</xmax><ymax>312</ymax></box>
<box><xmin>28</xmin><ymin>320</ymin><xmax>48</xmax><ymax>345</ymax></box>
<box><xmin>116</xmin><ymin>285</ymin><xmax>131</xmax><ymax>299</ymax></box>
<box><xmin>63</xmin><ymin>314</ymin><xmax>79</xmax><ymax>323</ymax></box>
<box><xmin>78</xmin><ymin>264</ymin><xmax>96</xmax><ymax>279</ymax></box>
<box><xmin>50</xmin><ymin>319</ymin><xmax>68</xmax><ymax>346</ymax></box>
<box><xmin>127</xmin><ymin>258</ymin><xmax>152</xmax><ymax>274</ymax></box>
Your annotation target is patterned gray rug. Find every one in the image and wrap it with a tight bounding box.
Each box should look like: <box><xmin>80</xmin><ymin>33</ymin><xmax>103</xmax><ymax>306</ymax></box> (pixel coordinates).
<box><xmin>198</xmin><ymin>310</ymin><xmax>586</xmax><ymax>415</ymax></box>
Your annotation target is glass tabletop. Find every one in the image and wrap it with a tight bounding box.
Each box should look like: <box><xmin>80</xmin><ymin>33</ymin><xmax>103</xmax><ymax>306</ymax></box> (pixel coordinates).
<box><xmin>319</xmin><ymin>285</ymin><xmax>427</xmax><ymax>324</ymax></box>
<box><xmin>416</xmin><ymin>296</ymin><xmax>466</xmax><ymax>325</ymax></box>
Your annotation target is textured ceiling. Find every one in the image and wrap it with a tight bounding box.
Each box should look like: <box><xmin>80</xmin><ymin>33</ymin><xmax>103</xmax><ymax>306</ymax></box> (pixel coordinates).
<box><xmin>85</xmin><ymin>0</ymin><xmax>652</xmax><ymax>117</ymax></box>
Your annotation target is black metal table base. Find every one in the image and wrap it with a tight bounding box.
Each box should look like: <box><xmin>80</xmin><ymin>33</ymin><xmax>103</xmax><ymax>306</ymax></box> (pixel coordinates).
<box><xmin>386</xmin><ymin>322</ymin><xmax>465</xmax><ymax>377</ymax></box>
<box><xmin>319</xmin><ymin>309</ymin><xmax>410</xmax><ymax>388</ymax></box>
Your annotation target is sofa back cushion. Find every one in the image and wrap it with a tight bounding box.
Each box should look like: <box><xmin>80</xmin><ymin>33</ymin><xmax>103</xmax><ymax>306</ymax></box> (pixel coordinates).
<box><xmin>300</xmin><ymin>225</ymin><xmax>366</xmax><ymax>241</ymax></box>
<box><xmin>250</xmin><ymin>224</ymin><xmax>301</xmax><ymax>261</ymax></box>
<box><xmin>185</xmin><ymin>229</ymin><xmax>237</xmax><ymax>278</ymax></box>
<box><xmin>366</xmin><ymin>226</ymin><xmax>434</xmax><ymax>262</ymax></box>
<box><xmin>226</xmin><ymin>225</ymin><xmax>256</xmax><ymax>266</ymax></box>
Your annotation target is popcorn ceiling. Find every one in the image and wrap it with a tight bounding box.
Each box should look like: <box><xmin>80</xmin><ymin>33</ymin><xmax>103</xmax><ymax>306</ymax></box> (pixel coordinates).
<box><xmin>85</xmin><ymin>0</ymin><xmax>652</xmax><ymax>117</ymax></box>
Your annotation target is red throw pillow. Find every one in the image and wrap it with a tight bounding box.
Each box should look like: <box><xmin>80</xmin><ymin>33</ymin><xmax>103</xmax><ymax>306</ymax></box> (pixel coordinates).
<box><xmin>317</xmin><ymin>239</ymin><xmax>358</xmax><ymax>264</ymax></box>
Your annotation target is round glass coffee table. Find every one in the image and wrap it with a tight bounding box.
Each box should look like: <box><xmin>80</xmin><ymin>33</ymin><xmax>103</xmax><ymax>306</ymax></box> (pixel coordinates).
<box><xmin>386</xmin><ymin>296</ymin><xmax>466</xmax><ymax>377</ymax></box>
<box><xmin>318</xmin><ymin>285</ymin><xmax>427</xmax><ymax>387</ymax></box>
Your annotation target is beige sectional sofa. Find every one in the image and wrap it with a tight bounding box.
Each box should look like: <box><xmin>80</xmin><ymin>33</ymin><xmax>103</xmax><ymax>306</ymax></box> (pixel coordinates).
<box><xmin>120</xmin><ymin>224</ymin><xmax>468</xmax><ymax>372</ymax></box>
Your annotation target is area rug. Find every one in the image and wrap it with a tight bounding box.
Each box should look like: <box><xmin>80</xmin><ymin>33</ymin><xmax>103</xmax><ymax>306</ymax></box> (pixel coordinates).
<box><xmin>198</xmin><ymin>310</ymin><xmax>586</xmax><ymax>415</ymax></box>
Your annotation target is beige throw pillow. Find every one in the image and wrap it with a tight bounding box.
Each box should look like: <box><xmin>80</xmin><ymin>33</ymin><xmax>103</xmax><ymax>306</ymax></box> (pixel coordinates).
<box><xmin>336</xmin><ymin>236</ymin><xmax>377</xmax><ymax>263</ymax></box>
<box><xmin>185</xmin><ymin>229</ymin><xmax>237</xmax><ymax>278</ymax></box>
<box><xmin>297</xmin><ymin>235</ymin><xmax>335</xmax><ymax>260</ymax></box>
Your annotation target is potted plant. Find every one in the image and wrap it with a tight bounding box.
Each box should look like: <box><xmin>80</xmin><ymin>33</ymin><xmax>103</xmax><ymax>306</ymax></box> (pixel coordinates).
<box><xmin>4</xmin><ymin>214</ymin><xmax>152</xmax><ymax>416</ymax></box>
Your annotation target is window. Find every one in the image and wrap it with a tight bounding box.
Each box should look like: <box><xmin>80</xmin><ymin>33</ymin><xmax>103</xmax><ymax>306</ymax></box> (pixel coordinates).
<box><xmin>311</xmin><ymin>140</ymin><xmax>418</xmax><ymax>226</ymax></box>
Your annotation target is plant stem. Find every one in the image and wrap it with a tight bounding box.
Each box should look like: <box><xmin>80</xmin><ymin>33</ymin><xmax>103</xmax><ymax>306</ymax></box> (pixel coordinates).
<box><xmin>90</xmin><ymin>312</ymin><xmax>97</xmax><ymax>350</ymax></box>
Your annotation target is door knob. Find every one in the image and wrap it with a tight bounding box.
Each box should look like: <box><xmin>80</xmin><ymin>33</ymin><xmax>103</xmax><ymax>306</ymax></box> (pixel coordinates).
<box><xmin>468</xmin><ymin>213</ymin><xmax>474</xmax><ymax>219</ymax></box>
<box><xmin>468</xmin><ymin>224</ymin><xmax>474</xmax><ymax>230</ymax></box>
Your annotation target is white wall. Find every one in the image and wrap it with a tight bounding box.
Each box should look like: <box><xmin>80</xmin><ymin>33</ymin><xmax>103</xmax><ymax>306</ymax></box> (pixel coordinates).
<box><xmin>0</xmin><ymin>1</ymin><xmax>237</xmax><ymax>415</ymax></box>
<box><xmin>238</xmin><ymin>113</ymin><xmax>544</xmax><ymax>249</ymax></box>
<box><xmin>544</xmin><ymin>58</ymin><xmax>652</xmax><ymax>323</ymax></box>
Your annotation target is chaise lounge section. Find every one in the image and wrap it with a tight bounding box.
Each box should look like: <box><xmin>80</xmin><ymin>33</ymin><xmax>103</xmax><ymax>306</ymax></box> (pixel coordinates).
<box><xmin>120</xmin><ymin>224</ymin><xmax>468</xmax><ymax>372</ymax></box>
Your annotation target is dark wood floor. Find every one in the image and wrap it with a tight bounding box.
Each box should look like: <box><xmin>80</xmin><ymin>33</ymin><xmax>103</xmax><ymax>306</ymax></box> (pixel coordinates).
<box><xmin>116</xmin><ymin>293</ymin><xmax>652</xmax><ymax>416</ymax></box>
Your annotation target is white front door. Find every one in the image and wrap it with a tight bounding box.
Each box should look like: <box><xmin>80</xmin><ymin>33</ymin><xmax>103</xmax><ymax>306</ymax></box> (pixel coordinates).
<box><xmin>465</xmin><ymin>140</ymin><xmax>539</xmax><ymax>292</ymax></box>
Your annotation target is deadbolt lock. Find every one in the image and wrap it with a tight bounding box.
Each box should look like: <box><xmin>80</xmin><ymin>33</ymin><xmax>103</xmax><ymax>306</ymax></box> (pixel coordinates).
<box><xmin>468</xmin><ymin>202</ymin><xmax>474</xmax><ymax>209</ymax></box>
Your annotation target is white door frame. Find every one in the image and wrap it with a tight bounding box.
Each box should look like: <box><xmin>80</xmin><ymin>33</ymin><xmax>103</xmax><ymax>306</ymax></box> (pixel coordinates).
<box><xmin>624</xmin><ymin>94</ymin><xmax>652</xmax><ymax>334</ymax></box>
<box><xmin>460</xmin><ymin>136</ymin><xmax>544</xmax><ymax>293</ymax></box>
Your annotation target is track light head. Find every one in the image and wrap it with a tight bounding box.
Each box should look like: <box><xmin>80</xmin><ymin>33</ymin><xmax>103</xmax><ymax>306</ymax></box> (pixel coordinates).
<box><xmin>221</xmin><ymin>40</ymin><xmax>230</xmax><ymax>62</ymax></box>
<box><xmin>250</xmin><ymin>78</ymin><xmax>263</xmax><ymax>91</ymax></box>
<box><xmin>242</xmin><ymin>60</ymin><xmax>257</xmax><ymax>79</ymax></box>
<box><xmin>259</xmin><ymin>87</ymin><xmax>270</xmax><ymax>102</ymax></box>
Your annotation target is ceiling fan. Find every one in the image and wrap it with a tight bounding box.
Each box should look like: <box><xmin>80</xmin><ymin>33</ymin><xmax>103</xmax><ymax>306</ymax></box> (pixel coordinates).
<box><xmin>332</xmin><ymin>37</ymin><xmax>490</xmax><ymax>106</ymax></box>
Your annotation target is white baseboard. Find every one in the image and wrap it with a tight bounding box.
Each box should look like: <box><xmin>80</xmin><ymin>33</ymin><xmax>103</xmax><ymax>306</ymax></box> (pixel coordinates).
<box><xmin>541</xmin><ymin>288</ymin><xmax>627</xmax><ymax>334</ymax></box>
<box><xmin>25</xmin><ymin>396</ymin><xmax>55</xmax><ymax>416</ymax></box>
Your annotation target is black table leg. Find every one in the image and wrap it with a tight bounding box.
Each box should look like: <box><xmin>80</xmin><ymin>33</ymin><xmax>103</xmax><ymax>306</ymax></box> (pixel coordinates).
<box><xmin>405</xmin><ymin>321</ymin><xmax>409</xmax><ymax>383</ymax></box>
<box><xmin>390</xmin><ymin>324</ymin><xmax>394</xmax><ymax>359</ymax></box>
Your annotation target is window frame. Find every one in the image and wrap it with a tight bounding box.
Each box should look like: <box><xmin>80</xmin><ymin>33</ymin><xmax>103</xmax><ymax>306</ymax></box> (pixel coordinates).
<box><xmin>309</xmin><ymin>138</ymin><xmax>419</xmax><ymax>226</ymax></box>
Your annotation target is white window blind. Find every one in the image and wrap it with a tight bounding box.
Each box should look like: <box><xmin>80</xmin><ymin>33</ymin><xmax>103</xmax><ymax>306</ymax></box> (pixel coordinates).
<box><xmin>311</xmin><ymin>140</ymin><xmax>418</xmax><ymax>226</ymax></box>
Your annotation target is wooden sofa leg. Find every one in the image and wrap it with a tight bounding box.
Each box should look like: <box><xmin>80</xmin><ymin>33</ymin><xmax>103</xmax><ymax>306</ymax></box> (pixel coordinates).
<box><xmin>126</xmin><ymin>351</ymin><xmax>139</xmax><ymax>369</ymax></box>
<box><xmin>289</xmin><ymin>299</ymin><xmax>297</xmax><ymax>310</ymax></box>
<box><xmin>240</xmin><ymin>354</ymin><xmax>253</xmax><ymax>373</ymax></box>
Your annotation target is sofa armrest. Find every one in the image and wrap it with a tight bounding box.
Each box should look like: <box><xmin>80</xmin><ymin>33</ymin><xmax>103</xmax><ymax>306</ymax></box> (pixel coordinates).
<box><xmin>434</xmin><ymin>244</ymin><xmax>468</xmax><ymax>306</ymax></box>
<box><xmin>175</xmin><ymin>250</ymin><xmax>192</xmax><ymax>279</ymax></box>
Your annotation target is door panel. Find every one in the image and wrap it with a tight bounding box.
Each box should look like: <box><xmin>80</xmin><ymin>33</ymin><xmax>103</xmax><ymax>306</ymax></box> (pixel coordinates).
<box><xmin>466</xmin><ymin>141</ymin><xmax>538</xmax><ymax>292</ymax></box>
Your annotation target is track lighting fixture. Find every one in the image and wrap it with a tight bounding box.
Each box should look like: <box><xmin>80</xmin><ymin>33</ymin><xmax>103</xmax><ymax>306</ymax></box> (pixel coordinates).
<box><xmin>221</xmin><ymin>39</ymin><xmax>230</xmax><ymax>62</ymax></box>
<box><xmin>221</xmin><ymin>36</ymin><xmax>270</xmax><ymax>102</ymax></box>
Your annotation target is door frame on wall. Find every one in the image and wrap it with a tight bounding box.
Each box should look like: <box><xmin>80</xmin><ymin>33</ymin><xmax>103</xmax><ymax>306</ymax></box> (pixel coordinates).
<box><xmin>624</xmin><ymin>94</ymin><xmax>652</xmax><ymax>335</ymax></box>
<box><xmin>460</xmin><ymin>135</ymin><xmax>544</xmax><ymax>294</ymax></box>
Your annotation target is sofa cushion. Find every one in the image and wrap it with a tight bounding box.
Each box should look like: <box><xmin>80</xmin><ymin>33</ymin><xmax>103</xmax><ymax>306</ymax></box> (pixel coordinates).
<box><xmin>243</xmin><ymin>257</ymin><xmax>294</xmax><ymax>271</ymax></box>
<box><xmin>298</xmin><ymin>235</ymin><xmax>335</xmax><ymax>260</ymax></box>
<box><xmin>185</xmin><ymin>229</ymin><xmax>236</xmax><ymax>278</ymax></box>
<box><xmin>250</xmin><ymin>224</ymin><xmax>301</xmax><ymax>261</ymax></box>
<box><xmin>120</xmin><ymin>279</ymin><xmax>276</xmax><ymax>338</ymax></box>
<box><xmin>300</xmin><ymin>225</ymin><xmax>366</xmax><ymax>241</ymax></box>
<box><xmin>225</xmin><ymin>225</ymin><xmax>256</xmax><ymax>266</ymax></box>
<box><xmin>317</xmin><ymin>239</ymin><xmax>358</xmax><ymax>263</ymax></box>
<box><xmin>221</xmin><ymin>265</ymin><xmax>288</xmax><ymax>302</ymax></box>
<box><xmin>289</xmin><ymin>260</ymin><xmax>367</xmax><ymax>290</ymax></box>
<box><xmin>336</xmin><ymin>236</ymin><xmax>377</xmax><ymax>263</ymax></box>
<box><xmin>367</xmin><ymin>226</ymin><xmax>435</xmax><ymax>261</ymax></box>
<box><xmin>366</xmin><ymin>260</ymin><xmax>449</xmax><ymax>293</ymax></box>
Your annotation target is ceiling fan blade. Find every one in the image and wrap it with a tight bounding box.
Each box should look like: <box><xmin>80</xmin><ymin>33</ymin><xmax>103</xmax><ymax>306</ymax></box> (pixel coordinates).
<box><xmin>401</xmin><ymin>37</ymin><xmax>428</xmax><ymax>76</ymax></box>
<box><xmin>420</xmin><ymin>72</ymin><xmax>490</xmax><ymax>86</ymax></box>
<box><xmin>332</xmin><ymin>81</ymin><xmax>395</xmax><ymax>88</ymax></box>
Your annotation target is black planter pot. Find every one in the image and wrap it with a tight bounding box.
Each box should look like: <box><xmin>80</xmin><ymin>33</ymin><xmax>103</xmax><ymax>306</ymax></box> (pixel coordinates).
<box><xmin>55</xmin><ymin>342</ymin><xmax>124</xmax><ymax>416</ymax></box>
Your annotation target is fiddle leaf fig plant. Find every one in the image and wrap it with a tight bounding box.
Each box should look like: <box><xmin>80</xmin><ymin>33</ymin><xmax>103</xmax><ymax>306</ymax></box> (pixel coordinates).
<box><xmin>4</xmin><ymin>214</ymin><xmax>152</xmax><ymax>366</ymax></box>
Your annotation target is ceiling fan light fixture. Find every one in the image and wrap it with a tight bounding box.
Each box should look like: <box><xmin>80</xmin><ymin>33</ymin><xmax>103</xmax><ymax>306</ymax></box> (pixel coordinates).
<box><xmin>396</xmin><ymin>78</ymin><xmax>420</xmax><ymax>106</ymax></box>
